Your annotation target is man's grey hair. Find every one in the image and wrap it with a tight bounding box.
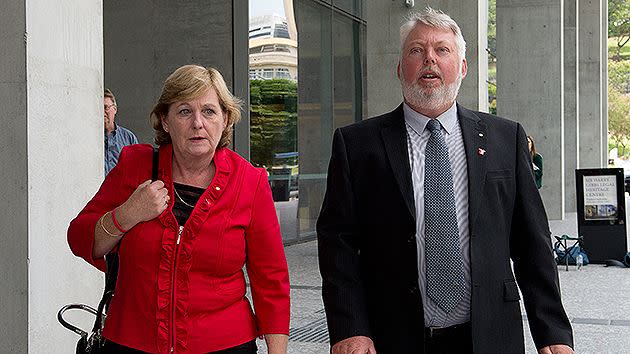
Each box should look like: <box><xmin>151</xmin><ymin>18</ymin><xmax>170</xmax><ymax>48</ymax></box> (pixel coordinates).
<box><xmin>399</xmin><ymin>7</ymin><xmax>466</xmax><ymax>60</ymax></box>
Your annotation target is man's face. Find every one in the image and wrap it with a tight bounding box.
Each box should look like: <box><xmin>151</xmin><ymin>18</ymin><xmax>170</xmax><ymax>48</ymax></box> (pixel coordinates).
<box><xmin>104</xmin><ymin>97</ymin><xmax>117</xmax><ymax>128</ymax></box>
<box><xmin>398</xmin><ymin>24</ymin><xmax>467</xmax><ymax>116</ymax></box>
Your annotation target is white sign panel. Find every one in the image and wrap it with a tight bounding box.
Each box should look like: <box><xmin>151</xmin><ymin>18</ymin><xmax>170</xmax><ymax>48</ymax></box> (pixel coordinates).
<box><xmin>583</xmin><ymin>175</ymin><xmax>618</xmax><ymax>220</ymax></box>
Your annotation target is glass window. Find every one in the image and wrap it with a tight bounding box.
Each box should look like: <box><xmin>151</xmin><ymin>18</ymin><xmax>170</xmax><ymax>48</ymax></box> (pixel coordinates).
<box><xmin>295</xmin><ymin>0</ymin><xmax>333</xmax><ymax>242</ymax></box>
<box><xmin>248</xmin><ymin>0</ymin><xmax>364</xmax><ymax>243</ymax></box>
<box><xmin>333</xmin><ymin>0</ymin><xmax>363</xmax><ymax>18</ymax></box>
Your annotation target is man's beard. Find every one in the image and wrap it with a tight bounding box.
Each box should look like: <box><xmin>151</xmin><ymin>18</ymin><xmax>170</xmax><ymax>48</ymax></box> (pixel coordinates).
<box><xmin>401</xmin><ymin>69</ymin><xmax>462</xmax><ymax>112</ymax></box>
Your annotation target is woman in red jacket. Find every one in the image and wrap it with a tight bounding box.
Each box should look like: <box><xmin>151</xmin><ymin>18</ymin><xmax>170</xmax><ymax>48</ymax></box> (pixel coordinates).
<box><xmin>68</xmin><ymin>65</ymin><xmax>290</xmax><ymax>354</ymax></box>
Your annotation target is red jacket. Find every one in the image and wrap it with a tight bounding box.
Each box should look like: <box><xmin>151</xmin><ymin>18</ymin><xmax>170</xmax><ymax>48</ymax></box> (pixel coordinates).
<box><xmin>68</xmin><ymin>144</ymin><xmax>290</xmax><ymax>353</ymax></box>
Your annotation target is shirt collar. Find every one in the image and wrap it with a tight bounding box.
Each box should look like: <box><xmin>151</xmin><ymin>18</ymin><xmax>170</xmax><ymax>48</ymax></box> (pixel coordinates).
<box><xmin>403</xmin><ymin>101</ymin><xmax>458</xmax><ymax>135</ymax></box>
<box><xmin>106</xmin><ymin>123</ymin><xmax>119</xmax><ymax>137</ymax></box>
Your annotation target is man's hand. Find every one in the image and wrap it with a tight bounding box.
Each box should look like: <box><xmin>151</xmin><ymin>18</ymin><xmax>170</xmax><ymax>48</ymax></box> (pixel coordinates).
<box><xmin>539</xmin><ymin>344</ymin><xmax>574</xmax><ymax>354</ymax></box>
<box><xmin>332</xmin><ymin>336</ymin><xmax>376</xmax><ymax>354</ymax></box>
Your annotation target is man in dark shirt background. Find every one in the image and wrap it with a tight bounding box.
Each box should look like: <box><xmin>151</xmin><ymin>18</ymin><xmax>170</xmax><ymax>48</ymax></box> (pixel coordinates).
<box><xmin>104</xmin><ymin>88</ymin><xmax>138</xmax><ymax>175</ymax></box>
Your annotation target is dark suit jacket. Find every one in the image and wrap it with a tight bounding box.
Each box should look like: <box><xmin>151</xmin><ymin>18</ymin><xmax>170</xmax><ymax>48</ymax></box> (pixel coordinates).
<box><xmin>317</xmin><ymin>104</ymin><xmax>573</xmax><ymax>353</ymax></box>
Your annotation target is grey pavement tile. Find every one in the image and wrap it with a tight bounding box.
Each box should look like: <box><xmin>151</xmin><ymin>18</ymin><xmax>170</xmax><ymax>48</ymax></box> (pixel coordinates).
<box><xmin>611</xmin><ymin>320</ymin><xmax>630</xmax><ymax>327</ymax></box>
<box><xmin>283</xmin><ymin>237</ymin><xmax>630</xmax><ymax>354</ymax></box>
<box><xmin>572</xmin><ymin>318</ymin><xmax>611</xmax><ymax>325</ymax></box>
<box><xmin>290</xmin><ymin>288</ymin><xmax>325</xmax><ymax>328</ymax></box>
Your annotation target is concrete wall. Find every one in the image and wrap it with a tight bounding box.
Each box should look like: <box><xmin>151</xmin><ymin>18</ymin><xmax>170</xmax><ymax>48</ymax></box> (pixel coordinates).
<box><xmin>564</xmin><ymin>0</ymin><xmax>579</xmax><ymax>212</ymax></box>
<box><xmin>0</xmin><ymin>0</ymin><xmax>28</xmax><ymax>351</ymax></box>
<box><xmin>601</xmin><ymin>0</ymin><xmax>608</xmax><ymax>166</ymax></box>
<box><xmin>366</xmin><ymin>0</ymin><xmax>488</xmax><ymax>117</ymax></box>
<box><xmin>104</xmin><ymin>0</ymin><xmax>234</xmax><ymax>145</ymax></box>
<box><xmin>0</xmin><ymin>0</ymin><xmax>104</xmax><ymax>352</ymax></box>
<box><xmin>578</xmin><ymin>0</ymin><xmax>604</xmax><ymax>169</ymax></box>
<box><xmin>496</xmin><ymin>0</ymin><xmax>564</xmax><ymax>220</ymax></box>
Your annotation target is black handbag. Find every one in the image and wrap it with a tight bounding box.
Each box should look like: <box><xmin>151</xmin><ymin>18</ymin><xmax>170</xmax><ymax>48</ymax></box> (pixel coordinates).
<box><xmin>58</xmin><ymin>147</ymin><xmax>159</xmax><ymax>353</ymax></box>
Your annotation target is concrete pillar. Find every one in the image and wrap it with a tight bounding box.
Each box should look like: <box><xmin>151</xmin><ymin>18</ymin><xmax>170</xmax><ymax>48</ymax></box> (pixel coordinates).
<box><xmin>104</xmin><ymin>0</ymin><xmax>234</xmax><ymax>145</ymax></box>
<box><xmin>0</xmin><ymin>1</ymin><xmax>28</xmax><ymax>351</ymax></box>
<box><xmin>601</xmin><ymin>0</ymin><xmax>608</xmax><ymax>166</ymax></box>
<box><xmin>366</xmin><ymin>0</ymin><xmax>488</xmax><ymax>117</ymax></box>
<box><xmin>564</xmin><ymin>0</ymin><xmax>579</xmax><ymax>212</ymax></box>
<box><xmin>0</xmin><ymin>1</ymin><xmax>103</xmax><ymax>352</ymax></box>
<box><xmin>496</xmin><ymin>0</ymin><xmax>565</xmax><ymax>220</ymax></box>
<box><xmin>578</xmin><ymin>0</ymin><xmax>605</xmax><ymax>168</ymax></box>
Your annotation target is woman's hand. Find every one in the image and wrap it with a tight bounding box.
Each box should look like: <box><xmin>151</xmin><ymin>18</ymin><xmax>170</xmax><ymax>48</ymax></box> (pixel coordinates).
<box><xmin>92</xmin><ymin>180</ymin><xmax>169</xmax><ymax>259</ymax></box>
<box><xmin>116</xmin><ymin>180</ymin><xmax>170</xmax><ymax>230</ymax></box>
<box><xmin>264</xmin><ymin>334</ymin><xmax>288</xmax><ymax>354</ymax></box>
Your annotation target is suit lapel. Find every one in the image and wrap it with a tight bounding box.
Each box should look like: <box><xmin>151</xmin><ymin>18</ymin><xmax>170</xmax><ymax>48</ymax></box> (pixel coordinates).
<box><xmin>457</xmin><ymin>104</ymin><xmax>487</xmax><ymax>230</ymax></box>
<box><xmin>381</xmin><ymin>104</ymin><xmax>416</xmax><ymax>220</ymax></box>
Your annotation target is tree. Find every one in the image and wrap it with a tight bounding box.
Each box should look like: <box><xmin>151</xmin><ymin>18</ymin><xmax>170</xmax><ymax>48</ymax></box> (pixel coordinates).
<box><xmin>608</xmin><ymin>87</ymin><xmax>630</xmax><ymax>156</ymax></box>
<box><xmin>249</xmin><ymin>79</ymin><xmax>298</xmax><ymax>170</ymax></box>
<box><xmin>487</xmin><ymin>0</ymin><xmax>496</xmax><ymax>61</ymax></box>
<box><xmin>609</xmin><ymin>60</ymin><xmax>630</xmax><ymax>94</ymax></box>
<box><xmin>609</xmin><ymin>0</ymin><xmax>630</xmax><ymax>60</ymax></box>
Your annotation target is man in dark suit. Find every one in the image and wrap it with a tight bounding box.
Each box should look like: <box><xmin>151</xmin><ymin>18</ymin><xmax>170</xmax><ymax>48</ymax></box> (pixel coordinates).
<box><xmin>317</xmin><ymin>7</ymin><xmax>574</xmax><ymax>354</ymax></box>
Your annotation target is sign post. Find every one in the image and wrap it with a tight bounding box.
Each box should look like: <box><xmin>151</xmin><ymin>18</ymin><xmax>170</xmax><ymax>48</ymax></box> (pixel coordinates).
<box><xmin>576</xmin><ymin>168</ymin><xmax>628</xmax><ymax>263</ymax></box>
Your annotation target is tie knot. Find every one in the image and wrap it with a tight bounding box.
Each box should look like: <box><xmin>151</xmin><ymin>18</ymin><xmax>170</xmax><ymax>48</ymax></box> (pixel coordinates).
<box><xmin>426</xmin><ymin>119</ymin><xmax>442</xmax><ymax>132</ymax></box>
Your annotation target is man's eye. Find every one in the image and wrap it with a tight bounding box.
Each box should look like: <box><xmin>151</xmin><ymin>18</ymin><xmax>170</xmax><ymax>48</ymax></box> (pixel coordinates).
<box><xmin>411</xmin><ymin>47</ymin><xmax>422</xmax><ymax>54</ymax></box>
<box><xmin>438</xmin><ymin>47</ymin><xmax>450</xmax><ymax>53</ymax></box>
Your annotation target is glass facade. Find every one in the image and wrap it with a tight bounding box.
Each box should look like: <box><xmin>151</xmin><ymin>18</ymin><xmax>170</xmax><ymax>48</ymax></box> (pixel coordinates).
<box><xmin>247</xmin><ymin>0</ymin><xmax>367</xmax><ymax>243</ymax></box>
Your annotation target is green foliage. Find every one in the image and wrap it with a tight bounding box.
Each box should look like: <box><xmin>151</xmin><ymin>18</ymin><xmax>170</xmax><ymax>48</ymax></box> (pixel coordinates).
<box><xmin>489</xmin><ymin>98</ymin><xmax>497</xmax><ymax>115</ymax></box>
<box><xmin>488</xmin><ymin>81</ymin><xmax>497</xmax><ymax>115</ymax></box>
<box><xmin>609</xmin><ymin>0</ymin><xmax>630</xmax><ymax>60</ymax></box>
<box><xmin>609</xmin><ymin>60</ymin><xmax>630</xmax><ymax>93</ymax></box>
<box><xmin>608</xmin><ymin>38</ymin><xmax>630</xmax><ymax>60</ymax></box>
<box><xmin>608</xmin><ymin>87</ymin><xmax>630</xmax><ymax>156</ymax></box>
<box><xmin>487</xmin><ymin>0</ymin><xmax>496</xmax><ymax>62</ymax></box>
<box><xmin>249</xmin><ymin>79</ymin><xmax>298</xmax><ymax>169</ymax></box>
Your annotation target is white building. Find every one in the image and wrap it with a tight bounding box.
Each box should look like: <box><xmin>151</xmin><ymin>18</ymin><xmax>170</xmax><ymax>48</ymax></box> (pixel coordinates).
<box><xmin>249</xmin><ymin>14</ymin><xmax>297</xmax><ymax>81</ymax></box>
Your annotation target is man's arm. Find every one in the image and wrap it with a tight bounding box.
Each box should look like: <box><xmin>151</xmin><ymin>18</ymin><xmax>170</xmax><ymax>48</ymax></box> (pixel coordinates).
<box><xmin>510</xmin><ymin>124</ymin><xmax>573</xmax><ymax>350</ymax></box>
<box><xmin>317</xmin><ymin>128</ymin><xmax>372</xmax><ymax>347</ymax></box>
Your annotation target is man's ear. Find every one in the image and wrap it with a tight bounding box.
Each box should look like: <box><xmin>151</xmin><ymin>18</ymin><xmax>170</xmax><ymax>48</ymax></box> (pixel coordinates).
<box><xmin>397</xmin><ymin>61</ymin><xmax>402</xmax><ymax>80</ymax></box>
<box><xmin>461</xmin><ymin>58</ymin><xmax>468</xmax><ymax>79</ymax></box>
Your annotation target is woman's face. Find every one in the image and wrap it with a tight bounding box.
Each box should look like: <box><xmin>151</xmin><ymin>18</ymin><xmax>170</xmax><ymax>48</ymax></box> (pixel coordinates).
<box><xmin>161</xmin><ymin>88</ymin><xmax>227</xmax><ymax>159</ymax></box>
<box><xmin>527</xmin><ymin>137</ymin><xmax>533</xmax><ymax>151</ymax></box>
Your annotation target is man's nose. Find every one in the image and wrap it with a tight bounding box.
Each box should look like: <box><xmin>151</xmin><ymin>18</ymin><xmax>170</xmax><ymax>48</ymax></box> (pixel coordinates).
<box><xmin>423</xmin><ymin>50</ymin><xmax>437</xmax><ymax>65</ymax></box>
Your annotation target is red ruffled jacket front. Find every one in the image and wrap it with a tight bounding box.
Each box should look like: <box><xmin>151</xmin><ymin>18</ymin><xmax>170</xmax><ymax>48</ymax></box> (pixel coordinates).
<box><xmin>68</xmin><ymin>144</ymin><xmax>290</xmax><ymax>353</ymax></box>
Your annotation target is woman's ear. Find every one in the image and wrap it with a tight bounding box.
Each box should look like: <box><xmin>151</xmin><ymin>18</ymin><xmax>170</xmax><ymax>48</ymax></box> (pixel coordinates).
<box><xmin>161</xmin><ymin>114</ymin><xmax>169</xmax><ymax>133</ymax></box>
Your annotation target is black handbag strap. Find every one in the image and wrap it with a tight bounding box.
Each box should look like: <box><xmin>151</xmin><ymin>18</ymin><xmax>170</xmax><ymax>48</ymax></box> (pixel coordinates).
<box><xmin>151</xmin><ymin>145</ymin><xmax>159</xmax><ymax>182</ymax></box>
<box><xmin>92</xmin><ymin>146</ymin><xmax>160</xmax><ymax>332</ymax></box>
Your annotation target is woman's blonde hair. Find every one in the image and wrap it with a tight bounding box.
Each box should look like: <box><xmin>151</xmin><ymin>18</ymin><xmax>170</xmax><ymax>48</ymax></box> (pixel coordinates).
<box><xmin>150</xmin><ymin>65</ymin><xmax>243</xmax><ymax>147</ymax></box>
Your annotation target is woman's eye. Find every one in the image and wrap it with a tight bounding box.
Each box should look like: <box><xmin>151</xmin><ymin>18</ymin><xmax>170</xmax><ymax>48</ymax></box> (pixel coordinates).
<box><xmin>179</xmin><ymin>108</ymin><xmax>191</xmax><ymax>115</ymax></box>
<box><xmin>203</xmin><ymin>108</ymin><xmax>215</xmax><ymax>115</ymax></box>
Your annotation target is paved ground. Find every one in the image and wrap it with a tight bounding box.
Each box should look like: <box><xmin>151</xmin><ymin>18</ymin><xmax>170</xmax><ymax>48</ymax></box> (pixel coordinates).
<box><xmin>253</xmin><ymin>213</ymin><xmax>630</xmax><ymax>353</ymax></box>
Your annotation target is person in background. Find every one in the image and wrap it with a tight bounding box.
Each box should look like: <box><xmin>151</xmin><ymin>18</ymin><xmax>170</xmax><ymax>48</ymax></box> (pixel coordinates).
<box><xmin>69</xmin><ymin>65</ymin><xmax>290</xmax><ymax>353</ymax></box>
<box><xmin>528</xmin><ymin>135</ymin><xmax>543</xmax><ymax>189</ymax></box>
<box><xmin>317</xmin><ymin>8</ymin><xmax>573</xmax><ymax>354</ymax></box>
<box><xmin>104</xmin><ymin>88</ymin><xmax>138</xmax><ymax>175</ymax></box>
